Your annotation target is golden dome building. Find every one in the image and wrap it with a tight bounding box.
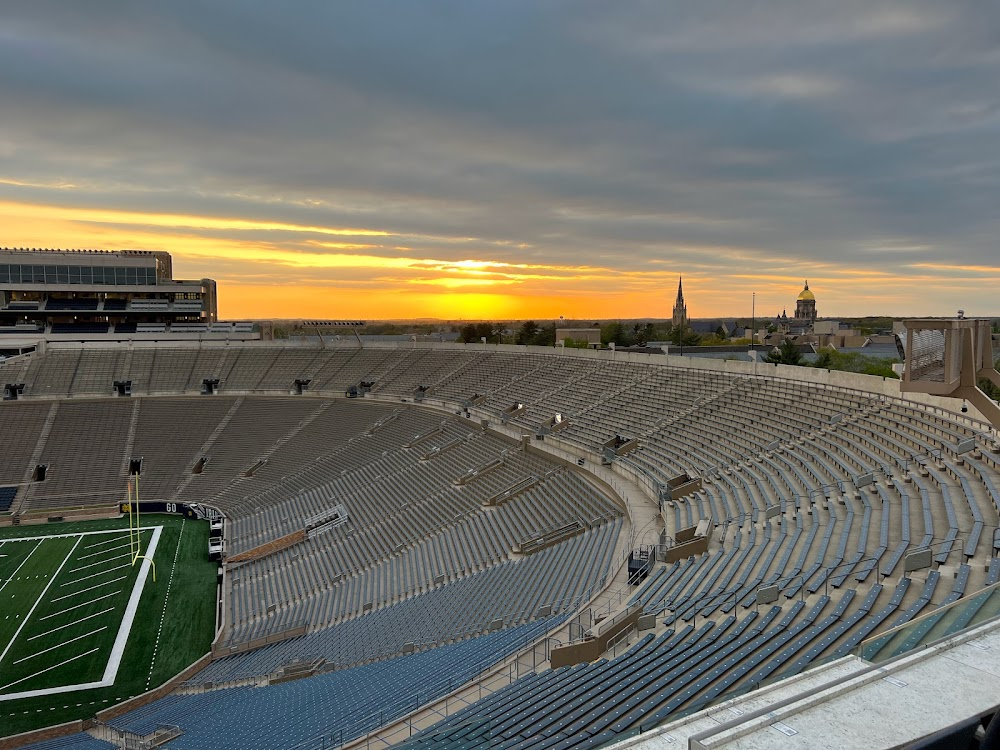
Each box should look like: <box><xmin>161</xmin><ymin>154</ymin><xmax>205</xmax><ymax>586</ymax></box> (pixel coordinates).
<box><xmin>794</xmin><ymin>280</ymin><xmax>818</xmax><ymax>322</ymax></box>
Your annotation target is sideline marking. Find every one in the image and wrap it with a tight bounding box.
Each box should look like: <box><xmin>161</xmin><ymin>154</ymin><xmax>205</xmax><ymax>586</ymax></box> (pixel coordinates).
<box><xmin>0</xmin><ymin>537</ymin><xmax>81</xmax><ymax>667</ymax></box>
<box><xmin>103</xmin><ymin>525</ymin><xmax>162</xmax><ymax>683</ymax></box>
<box><xmin>146</xmin><ymin>520</ymin><xmax>184</xmax><ymax>688</ymax></box>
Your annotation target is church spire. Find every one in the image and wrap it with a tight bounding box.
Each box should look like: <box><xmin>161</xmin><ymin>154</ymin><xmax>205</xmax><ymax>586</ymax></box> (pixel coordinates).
<box><xmin>672</xmin><ymin>275</ymin><xmax>687</xmax><ymax>330</ymax></box>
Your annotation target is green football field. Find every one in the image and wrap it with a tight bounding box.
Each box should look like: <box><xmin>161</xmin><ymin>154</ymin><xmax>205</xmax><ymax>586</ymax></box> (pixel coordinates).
<box><xmin>0</xmin><ymin>525</ymin><xmax>158</xmax><ymax>698</ymax></box>
<box><xmin>0</xmin><ymin>515</ymin><xmax>218</xmax><ymax>738</ymax></box>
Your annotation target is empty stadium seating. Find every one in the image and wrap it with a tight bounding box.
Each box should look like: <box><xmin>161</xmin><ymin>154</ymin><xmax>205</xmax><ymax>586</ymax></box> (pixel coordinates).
<box><xmin>0</xmin><ymin>485</ymin><xmax>16</xmax><ymax>512</ymax></box>
<box><xmin>2</xmin><ymin>342</ymin><xmax>999</xmax><ymax>749</ymax></box>
<box><xmin>108</xmin><ymin>621</ymin><xmax>554</xmax><ymax>750</ymax></box>
<box><xmin>201</xmin><ymin>521</ymin><xmax>619</xmax><ymax>684</ymax></box>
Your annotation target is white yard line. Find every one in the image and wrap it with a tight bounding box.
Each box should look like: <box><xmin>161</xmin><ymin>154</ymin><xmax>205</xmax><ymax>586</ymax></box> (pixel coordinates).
<box><xmin>59</xmin><ymin>562</ymin><xmax>132</xmax><ymax>587</ymax></box>
<box><xmin>0</xmin><ymin>539</ymin><xmax>43</xmax><ymax>596</ymax></box>
<box><xmin>103</xmin><ymin>525</ymin><xmax>161</xmax><ymax>684</ymax></box>
<box><xmin>0</xmin><ymin>648</ymin><xmax>100</xmax><ymax>693</ymax></box>
<box><xmin>0</xmin><ymin>536</ymin><xmax>82</xmax><ymax>667</ymax></box>
<box><xmin>50</xmin><ymin>576</ymin><xmax>129</xmax><ymax>603</ymax></box>
<box><xmin>29</xmin><ymin>608</ymin><xmax>115</xmax><ymax>638</ymax></box>
<box><xmin>15</xmin><ymin>627</ymin><xmax>107</xmax><ymax>664</ymax></box>
<box><xmin>39</xmin><ymin>592</ymin><xmax>120</xmax><ymax>621</ymax></box>
<box><xmin>82</xmin><ymin>533</ymin><xmax>132</xmax><ymax>550</ymax></box>
<box><xmin>76</xmin><ymin>542</ymin><xmax>134</xmax><ymax>561</ymax></box>
<box><xmin>68</xmin><ymin>551</ymin><xmax>133</xmax><ymax>573</ymax></box>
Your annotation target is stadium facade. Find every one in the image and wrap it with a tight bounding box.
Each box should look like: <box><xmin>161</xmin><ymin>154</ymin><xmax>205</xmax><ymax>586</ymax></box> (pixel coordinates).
<box><xmin>0</xmin><ymin>248</ymin><xmax>235</xmax><ymax>341</ymax></box>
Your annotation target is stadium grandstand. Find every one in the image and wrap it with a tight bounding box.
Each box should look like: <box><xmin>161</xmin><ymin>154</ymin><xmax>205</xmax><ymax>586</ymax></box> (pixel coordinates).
<box><xmin>1</xmin><ymin>335</ymin><xmax>998</xmax><ymax>749</ymax></box>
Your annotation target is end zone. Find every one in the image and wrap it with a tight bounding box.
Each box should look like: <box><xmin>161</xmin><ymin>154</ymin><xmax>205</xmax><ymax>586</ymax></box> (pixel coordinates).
<box><xmin>0</xmin><ymin>525</ymin><xmax>162</xmax><ymax>702</ymax></box>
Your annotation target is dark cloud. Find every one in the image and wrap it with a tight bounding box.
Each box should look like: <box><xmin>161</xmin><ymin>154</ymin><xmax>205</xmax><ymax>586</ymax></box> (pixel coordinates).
<box><xmin>1</xmin><ymin>0</ymin><xmax>999</xmax><ymax>313</ymax></box>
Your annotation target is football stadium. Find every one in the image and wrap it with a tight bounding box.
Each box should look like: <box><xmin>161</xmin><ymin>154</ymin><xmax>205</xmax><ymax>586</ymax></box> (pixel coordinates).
<box><xmin>1</xmin><ymin>321</ymin><xmax>999</xmax><ymax>749</ymax></box>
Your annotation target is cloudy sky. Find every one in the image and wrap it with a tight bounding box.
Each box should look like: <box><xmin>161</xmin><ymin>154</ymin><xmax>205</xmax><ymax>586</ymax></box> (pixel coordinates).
<box><xmin>1</xmin><ymin>1</ymin><xmax>998</xmax><ymax>320</ymax></box>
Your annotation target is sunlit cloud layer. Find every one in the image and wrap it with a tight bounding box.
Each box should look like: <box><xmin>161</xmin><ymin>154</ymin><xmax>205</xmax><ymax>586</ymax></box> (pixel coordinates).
<box><xmin>1</xmin><ymin>1</ymin><xmax>998</xmax><ymax>320</ymax></box>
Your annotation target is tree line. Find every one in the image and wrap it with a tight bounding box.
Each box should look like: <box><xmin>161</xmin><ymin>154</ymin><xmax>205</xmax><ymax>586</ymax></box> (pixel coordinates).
<box><xmin>764</xmin><ymin>339</ymin><xmax>900</xmax><ymax>378</ymax></box>
<box><xmin>459</xmin><ymin>320</ymin><xmax>726</xmax><ymax>347</ymax></box>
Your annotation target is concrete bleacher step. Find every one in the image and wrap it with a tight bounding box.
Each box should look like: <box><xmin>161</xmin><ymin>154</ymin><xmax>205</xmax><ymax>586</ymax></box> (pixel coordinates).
<box><xmin>214</xmin><ymin>346</ymin><xmax>239</xmax><ymax>386</ymax></box>
<box><xmin>170</xmin><ymin>396</ymin><xmax>245</xmax><ymax>500</ymax></box>
<box><xmin>120</xmin><ymin>345</ymin><xmax>134</xmax><ymax>384</ymax></box>
<box><xmin>557</xmin><ymin>364</ymin><xmax>658</xmax><ymax>426</ymax></box>
<box><xmin>118</xmin><ymin>397</ymin><xmax>143</xmax><ymax>477</ymax></box>
<box><xmin>11</xmin><ymin>400</ymin><xmax>60</xmax><ymax>515</ymax></box>
<box><xmin>206</xmin><ymin>401</ymin><xmax>333</xmax><ymax>503</ymax></box>
<box><xmin>14</xmin><ymin>353</ymin><xmax>33</xmax><ymax>384</ymax></box>
<box><xmin>65</xmin><ymin>349</ymin><xmax>85</xmax><ymax>393</ymax></box>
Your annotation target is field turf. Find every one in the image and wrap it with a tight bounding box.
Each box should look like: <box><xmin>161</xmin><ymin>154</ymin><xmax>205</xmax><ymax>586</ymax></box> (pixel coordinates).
<box><xmin>0</xmin><ymin>514</ymin><xmax>217</xmax><ymax>738</ymax></box>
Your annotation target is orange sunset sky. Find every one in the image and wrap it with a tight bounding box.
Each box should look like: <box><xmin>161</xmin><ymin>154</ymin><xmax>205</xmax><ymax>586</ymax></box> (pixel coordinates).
<box><xmin>2</xmin><ymin>3</ymin><xmax>998</xmax><ymax>321</ymax></box>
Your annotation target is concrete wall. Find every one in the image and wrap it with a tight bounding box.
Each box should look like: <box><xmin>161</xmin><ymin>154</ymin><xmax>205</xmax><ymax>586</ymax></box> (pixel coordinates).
<box><xmin>556</xmin><ymin>328</ymin><xmax>601</xmax><ymax>345</ymax></box>
<box><xmin>669</xmin><ymin>478</ymin><xmax>702</xmax><ymax>500</ymax></box>
<box><xmin>0</xmin><ymin>721</ymin><xmax>86</xmax><ymax>750</ymax></box>
<box><xmin>211</xmin><ymin>624</ymin><xmax>308</xmax><ymax>660</ymax></box>
<box><xmin>665</xmin><ymin>535</ymin><xmax>709</xmax><ymax>562</ymax></box>
<box><xmin>0</xmin><ymin>331</ymin><xmax>260</xmax><ymax>347</ymax></box>
<box><xmin>227</xmin><ymin>529</ymin><xmax>307</xmax><ymax>563</ymax></box>
<box><xmin>550</xmin><ymin>606</ymin><xmax>641</xmax><ymax>668</ymax></box>
<box><xmin>675</xmin><ymin>524</ymin><xmax>699</xmax><ymax>544</ymax></box>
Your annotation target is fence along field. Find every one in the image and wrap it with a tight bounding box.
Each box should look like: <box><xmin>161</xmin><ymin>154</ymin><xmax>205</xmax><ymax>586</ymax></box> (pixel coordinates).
<box><xmin>0</xmin><ymin>524</ymin><xmax>159</xmax><ymax>700</ymax></box>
